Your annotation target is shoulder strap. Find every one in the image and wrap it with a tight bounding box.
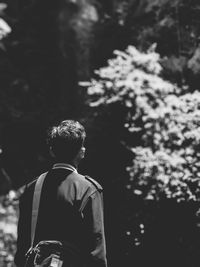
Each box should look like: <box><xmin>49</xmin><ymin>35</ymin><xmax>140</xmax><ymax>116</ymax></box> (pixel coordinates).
<box><xmin>31</xmin><ymin>172</ymin><xmax>47</xmax><ymax>247</ymax></box>
<box><xmin>85</xmin><ymin>175</ymin><xmax>103</xmax><ymax>191</ymax></box>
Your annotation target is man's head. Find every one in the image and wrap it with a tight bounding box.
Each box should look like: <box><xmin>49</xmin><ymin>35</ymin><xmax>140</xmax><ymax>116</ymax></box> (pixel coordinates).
<box><xmin>47</xmin><ymin>120</ymin><xmax>86</xmax><ymax>165</ymax></box>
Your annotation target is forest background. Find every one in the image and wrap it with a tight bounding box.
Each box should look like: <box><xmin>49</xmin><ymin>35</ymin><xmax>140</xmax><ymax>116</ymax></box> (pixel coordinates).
<box><xmin>1</xmin><ymin>0</ymin><xmax>200</xmax><ymax>266</ymax></box>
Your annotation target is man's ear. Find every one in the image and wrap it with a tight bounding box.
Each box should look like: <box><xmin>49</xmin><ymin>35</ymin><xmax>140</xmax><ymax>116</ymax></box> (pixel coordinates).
<box><xmin>80</xmin><ymin>147</ymin><xmax>86</xmax><ymax>159</ymax></box>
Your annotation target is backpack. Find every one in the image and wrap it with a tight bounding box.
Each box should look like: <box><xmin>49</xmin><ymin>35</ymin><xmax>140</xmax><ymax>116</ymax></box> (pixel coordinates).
<box><xmin>24</xmin><ymin>173</ymin><xmax>80</xmax><ymax>267</ymax></box>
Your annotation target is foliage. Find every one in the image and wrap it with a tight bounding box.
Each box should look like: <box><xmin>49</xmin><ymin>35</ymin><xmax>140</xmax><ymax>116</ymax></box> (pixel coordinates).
<box><xmin>0</xmin><ymin>17</ymin><xmax>11</xmax><ymax>41</ymax></box>
<box><xmin>87</xmin><ymin>45</ymin><xmax>200</xmax><ymax>201</ymax></box>
<box><xmin>0</xmin><ymin>190</ymin><xmax>19</xmax><ymax>267</ymax></box>
<box><xmin>103</xmin><ymin>0</ymin><xmax>200</xmax><ymax>87</ymax></box>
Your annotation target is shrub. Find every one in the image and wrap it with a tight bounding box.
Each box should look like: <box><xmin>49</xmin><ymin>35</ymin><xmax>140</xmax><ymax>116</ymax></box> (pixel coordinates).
<box><xmin>86</xmin><ymin>45</ymin><xmax>200</xmax><ymax>202</ymax></box>
<box><xmin>0</xmin><ymin>191</ymin><xmax>19</xmax><ymax>267</ymax></box>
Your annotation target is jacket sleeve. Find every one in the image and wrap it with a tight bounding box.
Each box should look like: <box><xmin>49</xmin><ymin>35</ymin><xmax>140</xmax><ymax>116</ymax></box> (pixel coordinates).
<box><xmin>82</xmin><ymin>190</ymin><xmax>107</xmax><ymax>267</ymax></box>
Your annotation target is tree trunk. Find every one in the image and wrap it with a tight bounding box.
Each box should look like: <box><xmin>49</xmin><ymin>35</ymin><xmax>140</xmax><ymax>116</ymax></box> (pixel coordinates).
<box><xmin>58</xmin><ymin>0</ymin><xmax>99</xmax><ymax>114</ymax></box>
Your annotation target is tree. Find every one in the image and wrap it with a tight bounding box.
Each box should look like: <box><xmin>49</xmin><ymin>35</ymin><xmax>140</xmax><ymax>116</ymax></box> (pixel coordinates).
<box><xmin>86</xmin><ymin>45</ymin><xmax>200</xmax><ymax>202</ymax></box>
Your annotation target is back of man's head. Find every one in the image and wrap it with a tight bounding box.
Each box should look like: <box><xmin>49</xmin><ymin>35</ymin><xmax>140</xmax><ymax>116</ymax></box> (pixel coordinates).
<box><xmin>47</xmin><ymin>120</ymin><xmax>86</xmax><ymax>163</ymax></box>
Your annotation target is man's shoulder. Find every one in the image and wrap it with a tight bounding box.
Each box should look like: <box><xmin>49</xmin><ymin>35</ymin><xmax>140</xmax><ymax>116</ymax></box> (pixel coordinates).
<box><xmin>84</xmin><ymin>175</ymin><xmax>103</xmax><ymax>191</ymax></box>
<box><xmin>70</xmin><ymin>172</ymin><xmax>103</xmax><ymax>192</ymax></box>
<box><xmin>18</xmin><ymin>178</ymin><xmax>37</xmax><ymax>204</ymax></box>
<box><xmin>20</xmin><ymin>172</ymin><xmax>47</xmax><ymax>198</ymax></box>
<box><xmin>25</xmin><ymin>173</ymin><xmax>44</xmax><ymax>190</ymax></box>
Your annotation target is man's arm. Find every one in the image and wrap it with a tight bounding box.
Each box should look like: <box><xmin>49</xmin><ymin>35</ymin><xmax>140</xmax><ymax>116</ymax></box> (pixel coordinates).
<box><xmin>82</xmin><ymin>190</ymin><xmax>107</xmax><ymax>267</ymax></box>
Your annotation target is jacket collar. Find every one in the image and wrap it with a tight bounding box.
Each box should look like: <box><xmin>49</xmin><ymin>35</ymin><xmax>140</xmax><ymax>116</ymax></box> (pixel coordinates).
<box><xmin>52</xmin><ymin>163</ymin><xmax>77</xmax><ymax>173</ymax></box>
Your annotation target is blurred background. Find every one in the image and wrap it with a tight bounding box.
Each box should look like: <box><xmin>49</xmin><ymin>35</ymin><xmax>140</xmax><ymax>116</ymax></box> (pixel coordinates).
<box><xmin>1</xmin><ymin>0</ymin><xmax>200</xmax><ymax>266</ymax></box>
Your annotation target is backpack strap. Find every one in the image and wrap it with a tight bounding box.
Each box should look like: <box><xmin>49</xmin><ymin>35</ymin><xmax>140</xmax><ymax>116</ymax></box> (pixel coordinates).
<box><xmin>31</xmin><ymin>172</ymin><xmax>47</xmax><ymax>248</ymax></box>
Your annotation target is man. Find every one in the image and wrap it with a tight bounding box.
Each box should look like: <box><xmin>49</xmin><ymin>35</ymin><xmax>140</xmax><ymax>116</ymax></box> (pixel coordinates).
<box><xmin>15</xmin><ymin>120</ymin><xmax>107</xmax><ymax>267</ymax></box>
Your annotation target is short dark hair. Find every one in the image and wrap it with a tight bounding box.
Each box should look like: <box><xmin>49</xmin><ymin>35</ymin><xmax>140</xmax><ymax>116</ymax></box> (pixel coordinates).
<box><xmin>47</xmin><ymin>120</ymin><xmax>86</xmax><ymax>162</ymax></box>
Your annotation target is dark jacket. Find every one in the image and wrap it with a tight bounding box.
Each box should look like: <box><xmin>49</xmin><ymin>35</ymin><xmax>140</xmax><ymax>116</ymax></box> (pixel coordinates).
<box><xmin>15</xmin><ymin>164</ymin><xmax>107</xmax><ymax>267</ymax></box>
